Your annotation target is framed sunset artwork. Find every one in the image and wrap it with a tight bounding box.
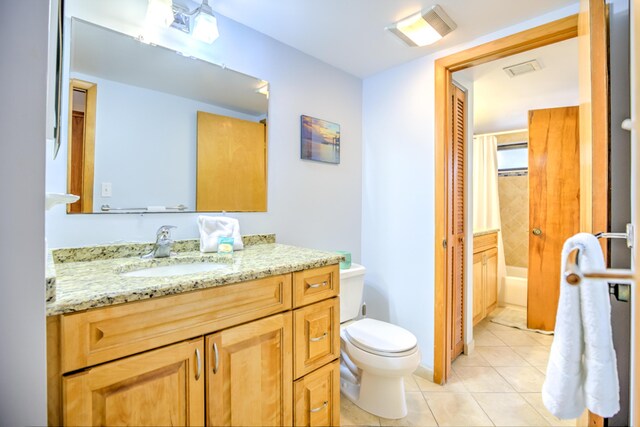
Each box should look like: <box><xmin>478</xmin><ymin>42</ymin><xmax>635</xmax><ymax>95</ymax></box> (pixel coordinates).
<box><xmin>300</xmin><ymin>115</ymin><xmax>340</xmax><ymax>164</ymax></box>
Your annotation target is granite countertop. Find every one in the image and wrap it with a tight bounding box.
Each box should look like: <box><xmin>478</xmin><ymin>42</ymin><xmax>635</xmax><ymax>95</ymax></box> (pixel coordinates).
<box><xmin>473</xmin><ymin>229</ymin><xmax>500</xmax><ymax>237</ymax></box>
<box><xmin>46</xmin><ymin>236</ymin><xmax>342</xmax><ymax>316</ymax></box>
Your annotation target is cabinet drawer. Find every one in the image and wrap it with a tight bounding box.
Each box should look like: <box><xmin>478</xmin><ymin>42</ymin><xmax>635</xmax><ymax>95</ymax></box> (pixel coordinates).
<box><xmin>294</xmin><ymin>298</ymin><xmax>340</xmax><ymax>379</ymax></box>
<box><xmin>60</xmin><ymin>274</ymin><xmax>292</xmax><ymax>373</ymax></box>
<box><xmin>473</xmin><ymin>232</ymin><xmax>497</xmax><ymax>253</ymax></box>
<box><xmin>294</xmin><ymin>360</ymin><xmax>340</xmax><ymax>427</ymax></box>
<box><xmin>293</xmin><ymin>264</ymin><xmax>339</xmax><ymax>308</ymax></box>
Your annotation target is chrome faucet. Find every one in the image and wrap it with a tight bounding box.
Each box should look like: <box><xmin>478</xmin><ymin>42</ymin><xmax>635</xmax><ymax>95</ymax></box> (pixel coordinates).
<box><xmin>142</xmin><ymin>225</ymin><xmax>177</xmax><ymax>259</ymax></box>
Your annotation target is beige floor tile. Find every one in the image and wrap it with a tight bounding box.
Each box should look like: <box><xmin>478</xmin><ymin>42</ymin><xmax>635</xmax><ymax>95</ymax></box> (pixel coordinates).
<box><xmin>340</xmin><ymin>393</ymin><xmax>381</xmax><ymax>426</ymax></box>
<box><xmin>423</xmin><ymin>392</ymin><xmax>493</xmax><ymax>426</ymax></box>
<box><xmin>403</xmin><ymin>374</ymin><xmax>420</xmax><ymax>392</ymax></box>
<box><xmin>452</xmin><ymin>351</ymin><xmax>491</xmax><ymax>368</ymax></box>
<box><xmin>379</xmin><ymin>392</ymin><xmax>437</xmax><ymax>426</ymax></box>
<box><xmin>495</xmin><ymin>366</ymin><xmax>546</xmax><ymax>392</ymax></box>
<box><xmin>474</xmin><ymin>330</ymin><xmax>507</xmax><ymax>347</ymax></box>
<box><xmin>476</xmin><ymin>346</ymin><xmax>530</xmax><ymax>367</ymax></box>
<box><xmin>520</xmin><ymin>393</ymin><xmax>578</xmax><ymax>426</ymax></box>
<box><xmin>482</xmin><ymin>321</ymin><xmax>517</xmax><ymax>333</ymax></box>
<box><xmin>524</xmin><ymin>331</ymin><xmax>555</xmax><ymax>346</ymax></box>
<box><xmin>472</xmin><ymin>392</ymin><xmax>550</xmax><ymax>426</ymax></box>
<box><xmin>535</xmin><ymin>365</ymin><xmax>547</xmax><ymax>375</ymax></box>
<box><xmin>492</xmin><ymin>330</ymin><xmax>541</xmax><ymax>346</ymax></box>
<box><xmin>453</xmin><ymin>366</ymin><xmax>516</xmax><ymax>392</ymax></box>
<box><xmin>414</xmin><ymin>370</ymin><xmax>467</xmax><ymax>393</ymax></box>
<box><xmin>511</xmin><ymin>346</ymin><xmax>550</xmax><ymax>366</ymax></box>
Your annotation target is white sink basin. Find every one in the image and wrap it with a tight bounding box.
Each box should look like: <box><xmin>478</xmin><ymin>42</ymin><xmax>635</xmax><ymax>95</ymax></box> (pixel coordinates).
<box><xmin>122</xmin><ymin>262</ymin><xmax>229</xmax><ymax>278</ymax></box>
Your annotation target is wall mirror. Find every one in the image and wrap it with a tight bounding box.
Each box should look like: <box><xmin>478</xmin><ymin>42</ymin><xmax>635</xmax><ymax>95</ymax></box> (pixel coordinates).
<box><xmin>65</xmin><ymin>18</ymin><xmax>269</xmax><ymax>214</ymax></box>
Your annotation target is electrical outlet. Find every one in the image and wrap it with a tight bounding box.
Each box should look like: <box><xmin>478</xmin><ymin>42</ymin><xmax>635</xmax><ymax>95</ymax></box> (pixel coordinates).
<box><xmin>101</xmin><ymin>182</ymin><xmax>112</xmax><ymax>197</ymax></box>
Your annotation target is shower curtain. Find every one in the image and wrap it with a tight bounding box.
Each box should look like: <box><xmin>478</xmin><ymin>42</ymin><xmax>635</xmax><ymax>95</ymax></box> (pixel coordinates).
<box><xmin>472</xmin><ymin>135</ymin><xmax>507</xmax><ymax>299</ymax></box>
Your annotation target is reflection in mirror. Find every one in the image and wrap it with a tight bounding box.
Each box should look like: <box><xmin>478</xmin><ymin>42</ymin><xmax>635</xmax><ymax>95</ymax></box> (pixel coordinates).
<box><xmin>65</xmin><ymin>18</ymin><xmax>269</xmax><ymax>213</ymax></box>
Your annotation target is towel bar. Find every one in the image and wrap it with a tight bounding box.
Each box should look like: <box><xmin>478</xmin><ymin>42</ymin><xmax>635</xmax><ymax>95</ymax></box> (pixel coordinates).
<box><xmin>594</xmin><ymin>223</ymin><xmax>634</xmax><ymax>248</ymax></box>
<box><xmin>564</xmin><ymin>247</ymin><xmax>635</xmax><ymax>286</ymax></box>
<box><xmin>100</xmin><ymin>204</ymin><xmax>188</xmax><ymax>212</ymax></box>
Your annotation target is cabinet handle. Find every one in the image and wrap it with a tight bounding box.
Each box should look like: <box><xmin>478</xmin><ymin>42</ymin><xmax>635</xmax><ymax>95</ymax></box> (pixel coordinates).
<box><xmin>310</xmin><ymin>401</ymin><xmax>328</xmax><ymax>413</ymax></box>
<box><xmin>212</xmin><ymin>342</ymin><xmax>219</xmax><ymax>374</ymax></box>
<box><xmin>195</xmin><ymin>348</ymin><xmax>201</xmax><ymax>381</ymax></box>
<box><xmin>308</xmin><ymin>281</ymin><xmax>328</xmax><ymax>289</ymax></box>
<box><xmin>309</xmin><ymin>332</ymin><xmax>328</xmax><ymax>342</ymax></box>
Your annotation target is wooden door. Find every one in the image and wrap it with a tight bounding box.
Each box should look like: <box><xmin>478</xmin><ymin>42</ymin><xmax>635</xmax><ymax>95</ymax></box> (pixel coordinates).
<box><xmin>206</xmin><ymin>312</ymin><xmax>292</xmax><ymax>426</ymax></box>
<box><xmin>472</xmin><ymin>252</ymin><xmax>484</xmax><ymax>325</ymax></box>
<box><xmin>527</xmin><ymin>106</ymin><xmax>580</xmax><ymax>331</ymax></box>
<box><xmin>293</xmin><ymin>360</ymin><xmax>340</xmax><ymax>427</ymax></box>
<box><xmin>448</xmin><ymin>83</ymin><xmax>466</xmax><ymax>361</ymax></box>
<box><xmin>196</xmin><ymin>111</ymin><xmax>267</xmax><ymax>212</ymax></box>
<box><xmin>484</xmin><ymin>248</ymin><xmax>498</xmax><ymax>314</ymax></box>
<box><xmin>62</xmin><ymin>338</ymin><xmax>204</xmax><ymax>426</ymax></box>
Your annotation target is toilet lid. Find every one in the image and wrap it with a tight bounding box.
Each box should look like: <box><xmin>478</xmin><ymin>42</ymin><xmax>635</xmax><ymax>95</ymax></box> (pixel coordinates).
<box><xmin>345</xmin><ymin>318</ymin><xmax>417</xmax><ymax>354</ymax></box>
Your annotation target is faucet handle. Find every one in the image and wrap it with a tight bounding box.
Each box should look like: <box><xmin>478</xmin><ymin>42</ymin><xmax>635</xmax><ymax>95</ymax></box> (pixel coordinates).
<box><xmin>156</xmin><ymin>225</ymin><xmax>176</xmax><ymax>238</ymax></box>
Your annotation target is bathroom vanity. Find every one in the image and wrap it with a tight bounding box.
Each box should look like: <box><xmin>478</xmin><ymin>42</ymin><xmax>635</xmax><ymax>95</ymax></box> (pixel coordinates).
<box><xmin>46</xmin><ymin>236</ymin><xmax>341</xmax><ymax>426</ymax></box>
<box><xmin>472</xmin><ymin>230</ymin><xmax>499</xmax><ymax>325</ymax></box>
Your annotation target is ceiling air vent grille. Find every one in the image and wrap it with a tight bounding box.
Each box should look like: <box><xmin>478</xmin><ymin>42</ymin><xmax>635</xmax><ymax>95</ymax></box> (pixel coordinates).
<box><xmin>503</xmin><ymin>59</ymin><xmax>542</xmax><ymax>77</ymax></box>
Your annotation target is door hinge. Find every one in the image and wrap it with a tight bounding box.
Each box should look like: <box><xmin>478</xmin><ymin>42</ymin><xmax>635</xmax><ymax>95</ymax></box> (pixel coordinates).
<box><xmin>442</xmin><ymin>239</ymin><xmax>447</xmax><ymax>249</ymax></box>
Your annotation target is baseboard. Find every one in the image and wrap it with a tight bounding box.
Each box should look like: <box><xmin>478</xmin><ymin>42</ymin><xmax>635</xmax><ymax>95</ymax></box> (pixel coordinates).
<box><xmin>464</xmin><ymin>339</ymin><xmax>475</xmax><ymax>355</ymax></box>
<box><xmin>414</xmin><ymin>364</ymin><xmax>434</xmax><ymax>382</ymax></box>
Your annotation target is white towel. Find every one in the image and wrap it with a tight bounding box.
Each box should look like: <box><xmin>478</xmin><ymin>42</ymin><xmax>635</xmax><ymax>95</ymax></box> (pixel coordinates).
<box><xmin>198</xmin><ymin>215</ymin><xmax>244</xmax><ymax>253</ymax></box>
<box><xmin>542</xmin><ymin>233</ymin><xmax>619</xmax><ymax>419</ymax></box>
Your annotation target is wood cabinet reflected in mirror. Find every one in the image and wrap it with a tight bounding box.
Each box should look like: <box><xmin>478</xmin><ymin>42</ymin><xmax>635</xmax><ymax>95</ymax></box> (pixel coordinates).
<box><xmin>64</xmin><ymin>19</ymin><xmax>269</xmax><ymax>214</ymax></box>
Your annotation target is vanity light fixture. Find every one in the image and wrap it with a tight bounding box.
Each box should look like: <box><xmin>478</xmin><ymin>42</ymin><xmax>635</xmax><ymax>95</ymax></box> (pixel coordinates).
<box><xmin>386</xmin><ymin>5</ymin><xmax>457</xmax><ymax>47</ymax></box>
<box><xmin>192</xmin><ymin>0</ymin><xmax>219</xmax><ymax>44</ymax></box>
<box><xmin>147</xmin><ymin>0</ymin><xmax>220</xmax><ymax>44</ymax></box>
<box><xmin>256</xmin><ymin>83</ymin><xmax>269</xmax><ymax>98</ymax></box>
<box><xmin>146</xmin><ymin>0</ymin><xmax>174</xmax><ymax>28</ymax></box>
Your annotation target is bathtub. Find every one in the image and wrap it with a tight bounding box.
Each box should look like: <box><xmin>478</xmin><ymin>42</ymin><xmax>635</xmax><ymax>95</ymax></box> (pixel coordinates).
<box><xmin>502</xmin><ymin>266</ymin><xmax>527</xmax><ymax>307</ymax></box>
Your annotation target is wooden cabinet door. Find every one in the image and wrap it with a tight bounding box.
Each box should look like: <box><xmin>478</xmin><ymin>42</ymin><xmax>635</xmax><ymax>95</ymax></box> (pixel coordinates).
<box><xmin>484</xmin><ymin>248</ymin><xmax>498</xmax><ymax>314</ymax></box>
<box><xmin>294</xmin><ymin>360</ymin><xmax>340</xmax><ymax>427</ymax></box>
<box><xmin>472</xmin><ymin>252</ymin><xmax>484</xmax><ymax>325</ymax></box>
<box><xmin>63</xmin><ymin>338</ymin><xmax>204</xmax><ymax>426</ymax></box>
<box><xmin>206</xmin><ymin>312</ymin><xmax>293</xmax><ymax>426</ymax></box>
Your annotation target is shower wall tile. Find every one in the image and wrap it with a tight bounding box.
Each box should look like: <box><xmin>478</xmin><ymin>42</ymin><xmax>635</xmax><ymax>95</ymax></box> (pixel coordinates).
<box><xmin>499</xmin><ymin>175</ymin><xmax>528</xmax><ymax>267</ymax></box>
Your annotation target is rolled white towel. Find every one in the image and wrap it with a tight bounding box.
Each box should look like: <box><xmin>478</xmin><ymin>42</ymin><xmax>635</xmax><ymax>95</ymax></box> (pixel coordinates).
<box><xmin>198</xmin><ymin>215</ymin><xmax>244</xmax><ymax>253</ymax></box>
<box><xmin>147</xmin><ymin>206</ymin><xmax>167</xmax><ymax>212</ymax></box>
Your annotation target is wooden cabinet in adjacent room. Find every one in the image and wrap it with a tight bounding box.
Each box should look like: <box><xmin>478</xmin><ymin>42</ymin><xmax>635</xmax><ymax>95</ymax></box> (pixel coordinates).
<box><xmin>472</xmin><ymin>231</ymin><xmax>499</xmax><ymax>325</ymax></box>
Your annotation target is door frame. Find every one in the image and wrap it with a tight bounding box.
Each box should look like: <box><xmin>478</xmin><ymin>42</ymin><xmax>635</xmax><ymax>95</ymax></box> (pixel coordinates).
<box><xmin>433</xmin><ymin>14</ymin><xmax>580</xmax><ymax>385</ymax></box>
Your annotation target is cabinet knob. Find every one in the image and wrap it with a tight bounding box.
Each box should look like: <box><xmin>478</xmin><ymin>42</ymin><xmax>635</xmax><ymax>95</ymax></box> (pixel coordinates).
<box><xmin>532</xmin><ymin>228</ymin><xmax>542</xmax><ymax>236</ymax></box>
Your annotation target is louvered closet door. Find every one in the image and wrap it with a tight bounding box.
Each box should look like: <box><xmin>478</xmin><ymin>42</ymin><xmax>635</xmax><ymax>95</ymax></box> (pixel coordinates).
<box><xmin>449</xmin><ymin>84</ymin><xmax>466</xmax><ymax>360</ymax></box>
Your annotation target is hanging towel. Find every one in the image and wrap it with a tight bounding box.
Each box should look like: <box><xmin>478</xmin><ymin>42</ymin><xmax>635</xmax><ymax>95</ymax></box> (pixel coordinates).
<box><xmin>198</xmin><ymin>215</ymin><xmax>244</xmax><ymax>253</ymax></box>
<box><xmin>542</xmin><ymin>233</ymin><xmax>619</xmax><ymax>419</ymax></box>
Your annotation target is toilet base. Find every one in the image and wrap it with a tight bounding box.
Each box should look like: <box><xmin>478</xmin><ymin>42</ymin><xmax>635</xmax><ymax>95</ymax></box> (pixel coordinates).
<box><xmin>340</xmin><ymin>364</ymin><xmax>409</xmax><ymax>419</ymax></box>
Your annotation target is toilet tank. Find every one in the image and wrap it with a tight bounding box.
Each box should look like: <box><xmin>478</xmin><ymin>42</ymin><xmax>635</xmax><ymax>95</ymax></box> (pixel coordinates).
<box><xmin>339</xmin><ymin>263</ymin><xmax>366</xmax><ymax>323</ymax></box>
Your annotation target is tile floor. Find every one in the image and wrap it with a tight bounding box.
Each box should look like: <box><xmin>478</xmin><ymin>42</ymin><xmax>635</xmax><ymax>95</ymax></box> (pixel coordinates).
<box><xmin>340</xmin><ymin>308</ymin><xmax>577</xmax><ymax>426</ymax></box>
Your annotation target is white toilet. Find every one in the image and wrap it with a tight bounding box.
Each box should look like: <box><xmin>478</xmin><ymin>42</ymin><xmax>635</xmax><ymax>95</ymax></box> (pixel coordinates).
<box><xmin>339</xmin><ymin>263</ymin><xmax>421</xmax><ymax>419</ymax></box>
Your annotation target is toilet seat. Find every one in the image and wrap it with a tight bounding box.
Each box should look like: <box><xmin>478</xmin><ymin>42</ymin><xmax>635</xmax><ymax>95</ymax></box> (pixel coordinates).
<box><xmin>344</xmin><ymin>318</ymin><xmax>418</xmax><ymax>358</ymax></box>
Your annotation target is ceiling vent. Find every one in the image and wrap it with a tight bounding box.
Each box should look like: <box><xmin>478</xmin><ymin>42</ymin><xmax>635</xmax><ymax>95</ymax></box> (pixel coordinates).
<box><xmin>503</xmin><ymin>59</ymin><xmax>542</xmax><ymax>77</ymax></box>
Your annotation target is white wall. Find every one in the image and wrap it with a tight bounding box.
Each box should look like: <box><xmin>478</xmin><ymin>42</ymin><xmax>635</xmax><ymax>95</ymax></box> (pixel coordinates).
<box><xmin>47</xmin><ymin>0</ymin><xmax>363</xmax><ymax>264</ymax></box>
<box><xmin>0</xmin><ymin>0</ymin><xmax>48</xmax><ymax>424</ymax></box>
<box><xmin>362</xmin><ymin>4</ymin><xmax>579</xmax><ymax>370</ymax></box>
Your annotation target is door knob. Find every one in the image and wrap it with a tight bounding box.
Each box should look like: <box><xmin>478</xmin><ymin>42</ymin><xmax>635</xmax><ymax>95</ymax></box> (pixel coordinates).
<box><xmin>532</xmin><ymin>228</ymin><xmax>542</xmax><ymax>236</ymax></box>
